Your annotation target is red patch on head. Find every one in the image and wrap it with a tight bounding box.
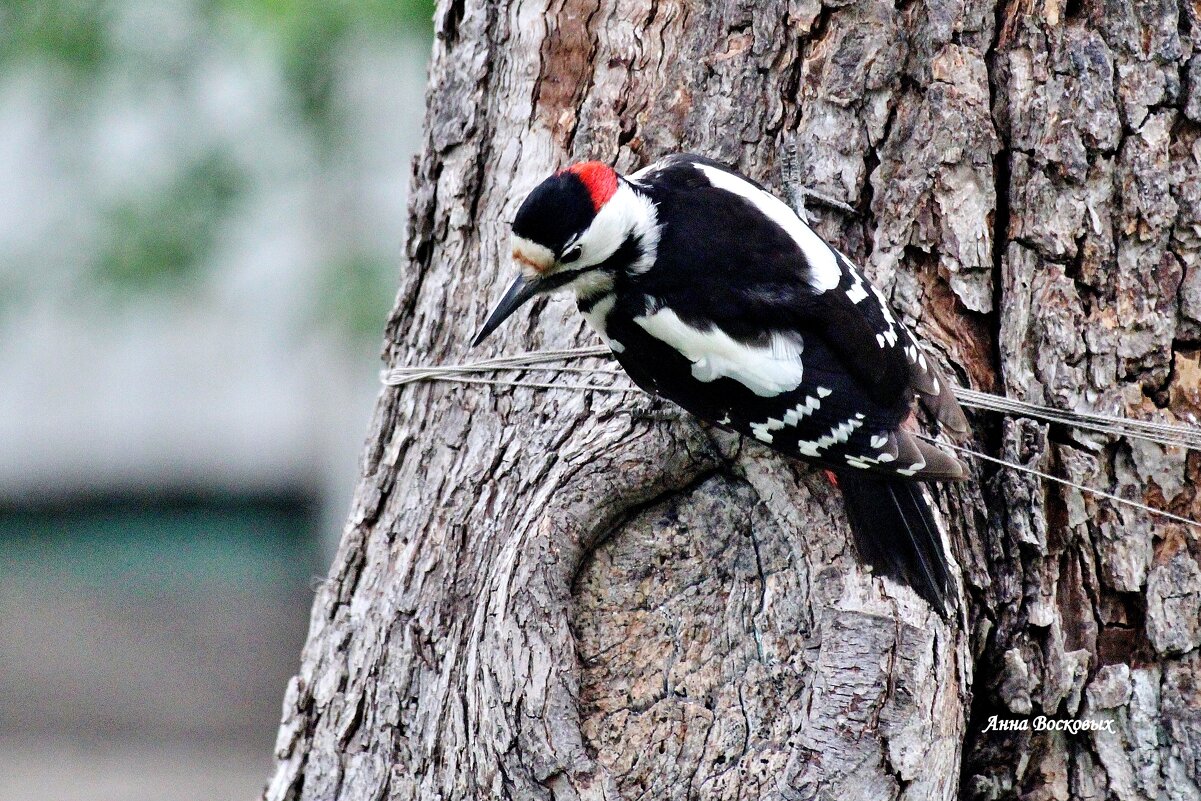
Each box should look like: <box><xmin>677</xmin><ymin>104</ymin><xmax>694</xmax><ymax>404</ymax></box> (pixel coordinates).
<box><xmin>566</xmin><ymin>161</ymin><xmax>618</xmax><ymax>212</ymax></box>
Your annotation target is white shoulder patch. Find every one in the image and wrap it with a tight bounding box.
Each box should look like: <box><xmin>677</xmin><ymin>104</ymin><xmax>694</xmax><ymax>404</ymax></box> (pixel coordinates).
<box><xmin>694</xmin><ymin>163</ymin><xmax>841</xmax><ymax>292</ymax></box>
<box><xmin>627</xmin><ymin>159</ymin><xmax>668</xmax><ymax>182</ymax></box>
<box><xmin>634</xmin><ymin>306</ymin><xmax>804</xmax><ymax>397</ymax></box>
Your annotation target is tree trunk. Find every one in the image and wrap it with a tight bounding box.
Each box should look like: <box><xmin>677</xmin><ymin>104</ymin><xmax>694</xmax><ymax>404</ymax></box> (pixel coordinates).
<box><xmin>264</xmin><ymin>1</ymin><xmax>1201</xmax><ymax>799</ymax></box>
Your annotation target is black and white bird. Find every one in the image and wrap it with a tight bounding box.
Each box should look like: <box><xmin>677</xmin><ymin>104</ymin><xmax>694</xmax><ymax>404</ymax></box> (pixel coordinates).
<box><xmin>473</xmin><ymin>154</ymin><xmax>971</xmax><ymax>615</ymax></box>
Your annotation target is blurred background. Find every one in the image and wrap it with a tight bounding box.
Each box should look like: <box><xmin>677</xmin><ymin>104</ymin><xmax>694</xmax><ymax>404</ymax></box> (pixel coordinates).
<box><xmin>0</xmin><ymin>1</ymin><xmax>433</xmax><ymax>798</ymax></box>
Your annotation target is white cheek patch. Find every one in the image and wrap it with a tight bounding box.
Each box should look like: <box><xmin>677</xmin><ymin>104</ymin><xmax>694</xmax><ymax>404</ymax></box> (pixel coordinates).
<box><xmin>574</xmin><ymin>182</ymin><xmax>661</xmax><ymax>274</ymax></box>
<box><xmin>566</xmin><ymin>270</ymin><xmax>615</xmax><ymax>301</ymax></box>
<box><xmin>511</xmin><ymin>235</ymin><xmax>555</xmax><ymax>277</ymax></box>
<box><xmin>634</xmin><ymin>307</ymin><xmax>805</xmax><ymax>397</ymax></box>
<box><xmin>695</xmin><ymin>164</ymin><xmax>840</xmax><ymax>292</ymax></box>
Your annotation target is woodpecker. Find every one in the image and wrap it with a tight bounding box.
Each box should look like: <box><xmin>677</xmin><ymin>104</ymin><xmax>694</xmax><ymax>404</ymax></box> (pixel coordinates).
<box><xmin>473</xmin><ymin>154</ymin><xmax>970</xmax><ymax>615</ymax></box>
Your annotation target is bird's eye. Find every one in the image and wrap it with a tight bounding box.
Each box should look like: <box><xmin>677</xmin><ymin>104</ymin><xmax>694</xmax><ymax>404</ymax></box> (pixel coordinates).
<box><xmin>560</xmin><ymin>245</ymin><xmax>582</xmax><ymax>264</ymax></box>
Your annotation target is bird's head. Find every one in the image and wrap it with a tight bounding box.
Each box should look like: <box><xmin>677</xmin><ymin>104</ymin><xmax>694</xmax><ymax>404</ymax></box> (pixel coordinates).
<box><xmin>472</xmin><ymin>161</ymin><xmax>658</xmax><ymax>346</ymax></box>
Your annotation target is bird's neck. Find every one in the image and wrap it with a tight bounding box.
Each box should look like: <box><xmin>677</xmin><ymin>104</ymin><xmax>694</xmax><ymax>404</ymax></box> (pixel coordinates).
<box><xmin>614</xmin><ymin>179</ymin><xmax>660</xmax><ymax>275</ymax></box>
<box><xmin>570</xmin><ymin>180</ymin><xmax>660</xmax><ymax>307</ymax></box>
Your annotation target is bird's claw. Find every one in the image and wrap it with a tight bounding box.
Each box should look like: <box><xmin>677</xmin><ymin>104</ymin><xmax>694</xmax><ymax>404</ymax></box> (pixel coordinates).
<box><xmin>780</xmin><ymin>133</ymin><xmax>858</xmax><ymax>222</ymax></box>
<box><xmin>624</xmin><ymin>397</ymin><xmax>687</xmax><ymax>424</ymax></box>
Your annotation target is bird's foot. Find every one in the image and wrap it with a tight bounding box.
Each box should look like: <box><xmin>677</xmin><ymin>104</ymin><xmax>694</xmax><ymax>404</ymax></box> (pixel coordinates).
<box><xmin>780</xmin><ymin>134</ymin><xmax>858</xmax><ymax>223</ymax></box>
<box><xmin>624</xmin><ymin>396</ymin><xmax>687</xmax><ymax>424</ymax></box>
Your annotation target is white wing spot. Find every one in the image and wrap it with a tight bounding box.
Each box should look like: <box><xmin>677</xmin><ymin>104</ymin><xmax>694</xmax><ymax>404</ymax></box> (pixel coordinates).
<box><xmin>895</xmin><ymin>453</ymin><xmax>928</xmax><ymax>476</ymax></box>
<box><xmin>816</xmin><ymin>387</ymin><xmax>832</xmax><ymax>397</ymax></box>
<box><xmin>795</xmin><ymin>416</ymin><xmax>863</xmax><ymax>457</ymax></box>
<box><xmin>865</xmin><ymin>281</ymin><xmax>903</xmax><ymax>348</ymax></box>
<box><xmin>750</xmin><ymin>417</ymin><xmax>786</xmax><ymax>443</ymax></box>
<box><xmin>844</xmin><ymin>264</ymin><xmax>871</xmax><ymax>304</ymax></box>
<box><xmin>844</xmin><ymin>446</ymin><xmax>898</xmax><ymax>469</ymax></box>
<box><xmin>782</xmin><ymin>395</ymin><xmax>821</xmax><ymax>426</ymax></box>
<box><xmin>870</xmin><ymin>434</ymin><xmax>888</xmax><ymax>448</ymax></box>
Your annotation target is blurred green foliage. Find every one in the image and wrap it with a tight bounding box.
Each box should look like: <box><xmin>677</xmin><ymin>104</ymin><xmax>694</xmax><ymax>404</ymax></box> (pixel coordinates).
<box><xmin>0</xmin><ymin>0</ymin><xmax>114</xmax><ymax>73</ymax></box>
<box><xmin>214</xmin><ymin>0</ymin><xmax>436</xmax><ymax>128</ymax></box>
<box><xmin>95</xmin><ymin>150</ymin><xmax>245</xmax><ymax>292</ymax></box>
<box><xmin>2</xmin><ymin>0</ymin><xmax>434</xmax><ymax>343</ymax></box>
<box><xmin>316</xmin><ymin>252</ymin><xmax>398</xmax><ymax>342</ymax></box>
<box><xmin>0</xmin><ymin>0</ymin><xmax>436</xmax><ymax>80</ymax></box>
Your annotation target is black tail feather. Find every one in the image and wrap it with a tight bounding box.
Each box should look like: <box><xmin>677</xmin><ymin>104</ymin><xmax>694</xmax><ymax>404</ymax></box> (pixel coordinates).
<box><xmin>835</xmin><ymin>472</ymin><xmax>954</xmax><ymax>617</ymax></box>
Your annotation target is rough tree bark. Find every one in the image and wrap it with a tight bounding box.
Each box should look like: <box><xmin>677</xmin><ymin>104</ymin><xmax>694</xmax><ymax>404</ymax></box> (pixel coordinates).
<box><xmin>264</xmin><ymin>1</ymin><xmax>1201</xmax><ymax>799</ymax></box>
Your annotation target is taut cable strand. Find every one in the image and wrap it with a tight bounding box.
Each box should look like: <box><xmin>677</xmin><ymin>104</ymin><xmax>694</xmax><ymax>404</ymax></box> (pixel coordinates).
<box><xmin>382</xmin><ymin>346</ymin><xmax>1201</xmax><ymax>449</ymax></box>
<box><xmin>955</xmin><ymin>388</ymin><xmax>1201</xmax><ymax>450</ymax></box>
<box><xmin>381</xmin><ymin>346</ymin><xmax>1201</xmax><ymax>528</ymax></box>
<box><xmin>915</xmin><ymin>434</ymin><xmax>1200</xmax><ymax>531</ymax></box>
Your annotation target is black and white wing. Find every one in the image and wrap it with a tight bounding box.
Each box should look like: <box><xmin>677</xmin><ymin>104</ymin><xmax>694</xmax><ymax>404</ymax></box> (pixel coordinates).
<box><xmin>620</xmin><ymin>154</ymin><xmax>968</xmax><ymax>481</ymax></box>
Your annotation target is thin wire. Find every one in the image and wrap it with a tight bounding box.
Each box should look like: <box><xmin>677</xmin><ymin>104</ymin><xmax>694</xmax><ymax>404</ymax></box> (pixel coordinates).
<box><xmin>381</xmin><ymin>347</ymin><xmax>1200</xmax><ymax>527</ymax></box>
<box><xmin>382</xmin><ymin>346</ymin><xmax>612</xmax><ymax>386</ymax></box>
<box><xmin>956</xmin><ymin>387</ymin><xmax>1195</xmax><ymax>433</ymax></box>
<box><xmin>381</xmin><ymin>346</ymin><xmax>1201</xmax><ymax>454</ymax></box>
<box><xmin>916</xmin><ymin>434</ymin><xmax>1200</xmax><ymax>530</ymax></box>
<box><xmin>386</xmin><ymin>365</ymin><xmax>625</xmax><ymax>381</ymax></box>
<box><xmin>409</xmin><ymin>374</ymin><xmax>634</xmax><ymax>393</ymax></box>
<box><xmin>956</xmin><ymin>388</ymin><xmax>1201</xmax><ymax>449</ymax></box>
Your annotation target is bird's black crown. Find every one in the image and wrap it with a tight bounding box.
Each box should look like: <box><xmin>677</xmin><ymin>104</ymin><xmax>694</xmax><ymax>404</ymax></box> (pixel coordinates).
<box><xmin>511</xmin><ymin>171</ymin><xmax>597</xmax><ymax>255</ymax></box>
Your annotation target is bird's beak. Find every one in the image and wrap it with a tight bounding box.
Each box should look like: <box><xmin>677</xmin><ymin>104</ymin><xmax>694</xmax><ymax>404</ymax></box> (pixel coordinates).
<box><xmin>471</xmin><ymin>274</ymin><xmax>541</xmax><ymax>347</ymax></box>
